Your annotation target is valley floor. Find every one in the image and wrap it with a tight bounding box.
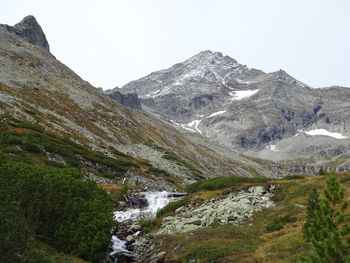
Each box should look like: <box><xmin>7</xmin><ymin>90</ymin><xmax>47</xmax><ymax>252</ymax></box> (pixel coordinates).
<box><xmin>128</xmin><ymin>172</ymin><xmax>350</xmax><ymax>263</ymax></box>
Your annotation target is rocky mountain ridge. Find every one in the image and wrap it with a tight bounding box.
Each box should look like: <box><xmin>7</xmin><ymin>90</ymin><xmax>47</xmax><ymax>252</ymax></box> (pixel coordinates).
<box><xmin>118</xmin><ymin>50</ymin><xmax>350</xmax><ymax>172</ymax></box>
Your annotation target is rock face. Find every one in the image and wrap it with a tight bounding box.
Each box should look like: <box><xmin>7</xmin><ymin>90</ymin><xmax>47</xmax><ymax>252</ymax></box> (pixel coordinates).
<box><xmin>120</xmin><ymin>50</ymin><xmax>350</xmax><ymax>169</ymax></box>
<box><xmin>158</xmin><ymin>185</ymin><xmax>275</xmax><ymax>234</ymax></box>
<box><xmin>105</xmin><ymin>88</ymin><xmax>141</xmax><ymax>110</ymax></box>
<box><xmin>2</xmin><ymin>15</ymin><xmax>50</xmax><ymax>52</ymax></box>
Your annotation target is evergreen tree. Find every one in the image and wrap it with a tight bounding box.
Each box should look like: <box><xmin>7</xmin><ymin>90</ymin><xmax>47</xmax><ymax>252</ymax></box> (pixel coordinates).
<box><xmin>302</xmin><ymin>174</ymin><xmax>350</xmax><ymax>263</ymax></box>
<box><xmin>319</xmin><ymin>167</ymin><xmax>326</xmax><ymax>176</ymax></box>
<box><xmin>303</xmin><ymin>185</ymin><xmax>320</xmax><ymax>242</ymax></box>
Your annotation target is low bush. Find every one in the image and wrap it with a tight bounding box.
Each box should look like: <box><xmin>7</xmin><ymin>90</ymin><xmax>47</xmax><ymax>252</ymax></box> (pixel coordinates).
<box><xmin>185</xmin><ymin>238</ymin><xmax>233</xmax><ymax>262</ymax></box>
<box><xmin>185</xmin><ymin>176</ymin><xmax>270</xmax><ymax>193</ymax></box>
<box><xmin>148</xmin><ymin>167</ymin><xmax>171</xmax><ymax>177</ymax></box>
<box><xmin>265</xmin><ymin>214</ymin><xmax>297</xmax><ymax>232</ymax></box>
<box><xmin>139</xmin><ymin>218</ymin><xmax>160</xmax><ymax>234</ymax></box>
<box><xmin>0</xmin><ymin>118</ymin><xmax>137</xmax><ymax>176</ymax></box>
<box><xmin>157</xmin><ymin>196</ymin><xmax>190</xmax><ymax>218</ymax></box>
<box><xmin>0</xmin><ymin>161</ymin><xmax>114</xmax><ymax>262</ymax></box>
<box><xmin>282</xmin><ymin>175</ymin><xmax>306</xmax><ymax>180</ymax></box>
<box><xmin>0</xmin><ymin>199</ymin><xmax>29</xmax><ymax>262</ymax></box>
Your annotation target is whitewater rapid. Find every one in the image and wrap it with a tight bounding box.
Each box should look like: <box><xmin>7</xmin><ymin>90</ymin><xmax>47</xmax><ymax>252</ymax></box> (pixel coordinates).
<box><xmin>111</xmin><ymin>191</ymin><xmax>174</xmax><ymax>256</ymax></box>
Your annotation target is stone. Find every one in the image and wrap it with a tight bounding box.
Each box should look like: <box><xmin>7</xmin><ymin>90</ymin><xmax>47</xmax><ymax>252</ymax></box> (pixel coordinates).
<box><xmin>294</xmin><ymin>204</ymin><xmax>306</xmax><ymax>209</ymax></box>
<box><xmin>150</xmin><ymin>251</ymin><xmax>166</xmax><ymax>261</ymax></box>
<box><xmin>158</xmin><ymin>185</ymin><xmax>276</xmax><ymax>234</ymax></box>
<box><xmin>185</xmin><ymin>219</ymin><xmax>202</xmax><ymax>226</ymax></box>
<box><xmin>175</xmin><ymin>206</ymin><xmax>184</xmax><ymax>213</ymax></box>
<box><xmin>228</xmin><ymin>215</ymin><xmax>237</xmax><ymax>221</ymax></box>
<box><xmin>105</xmin><ymin>89</ymin><xmax>142</xmax><ymax>110</ymax></box>
<box><xmin>126</xmin><ymin>235</ymin><xmax>135</xmax><ymax>242</ymax></box>
<box><xmin>12</xmin><ymin>16</ymin><xmax>50</xmax><ymax>52</ymax></box>
<box><xmin>129</xmin><ymin>224</ymin><xmax>141</xmax><ymax>232</ymax></box>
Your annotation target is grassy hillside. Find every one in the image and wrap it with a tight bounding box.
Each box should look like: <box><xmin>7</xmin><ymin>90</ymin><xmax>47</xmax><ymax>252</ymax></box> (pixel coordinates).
<box><xmin>152</xmin><ymin>172</ymin><xmax>350</xmax><ymax>262</ymax></box>
<box><xmin>0</xmin><ymin>115</ymin><xmax>187</xmax><ymax>187</ymax></box>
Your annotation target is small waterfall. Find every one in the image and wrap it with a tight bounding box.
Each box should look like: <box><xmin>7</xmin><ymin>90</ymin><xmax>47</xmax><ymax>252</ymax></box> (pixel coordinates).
<box><xmin>113</xmin><ymin>191</ymin><xmax>174</xmax><ymax>221</ymax></box>
<box><xmin>114</xmin><ymin>208</ymin><xmax>141</xmax><ymax>222</ymax></box>
<box><xmin>142</xmin><ymin>191</ymin><xmax>171</xmax><ymax>218</ymax></box>
<box><xmin>110</xmin><ymin>191</ymin><xmax>179</xmax><ymax>260</ymax></box>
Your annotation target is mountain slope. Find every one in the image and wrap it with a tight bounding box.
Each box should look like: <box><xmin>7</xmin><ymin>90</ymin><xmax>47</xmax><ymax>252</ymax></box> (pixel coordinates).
<box><xmin>119</xmin><ymin>51</ymin><xmax>350</xmax><ymax>172</ymax></box>
<box><xmin>0</xmin><ymin>17</ymin><xmax>282</xmax><ymax>191</ymax></box>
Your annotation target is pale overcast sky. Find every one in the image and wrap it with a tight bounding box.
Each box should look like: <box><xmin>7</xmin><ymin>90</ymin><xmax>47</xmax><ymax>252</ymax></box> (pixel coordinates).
<box><xmin>1</xmin><ymin>0</ymin><xmax>349</xmax><ymax>89</ymax></box>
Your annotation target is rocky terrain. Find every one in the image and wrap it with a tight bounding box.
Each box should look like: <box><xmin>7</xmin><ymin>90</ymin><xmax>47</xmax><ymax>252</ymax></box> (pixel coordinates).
<box><xmin>105</xmin><ymin>87</ymin><xmax>141</xmax><ymax>110</ymax></box>
<box><xmin>1</xmin><ymin>15</ymin><xmax>350</xmax><ymax>263</ymax></box>
<box><xmin>0</xmin><ymin>16</ymin><xmax>288</xmax><ymax>193</ymax></box>
<box><xmin>119</xmin><ymin>51</ymin><xmax>350</xmax><ymax>172</ymax></box>
<box><xmin>158</xmin><ymin>185</ymin><xmax>275</xmax><ymax>234</ymax></box>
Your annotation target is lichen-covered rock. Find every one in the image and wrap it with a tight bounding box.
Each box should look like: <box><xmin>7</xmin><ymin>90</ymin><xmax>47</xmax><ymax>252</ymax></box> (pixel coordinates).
<box><xmin>158</xmin><ymin>185</ymin><xmax>275</xmax><ymax>234</ymax></box>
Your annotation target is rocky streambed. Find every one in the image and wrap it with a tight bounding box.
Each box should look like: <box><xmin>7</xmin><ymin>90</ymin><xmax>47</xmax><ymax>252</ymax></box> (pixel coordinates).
<box><xmin>108</xmin><ymin>184</ymin><xmax>275</xmax><ymax>262</ymax></box>
<box><xmin>108</xmin><ymin>191</ymin><xmax>186</xmax><ymax>262</ymax></box>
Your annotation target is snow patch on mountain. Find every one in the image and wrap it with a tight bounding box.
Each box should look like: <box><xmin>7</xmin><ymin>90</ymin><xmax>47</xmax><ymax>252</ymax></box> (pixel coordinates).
<box><xmin>145</xmin><ymin>89</ymin><xmax>161</xmax><ymax>97</ymax></box>
<box><xmin>229</xmin><ymin>89</ymin><xmax>259</xmax><ymax>101</ymax></box>
<box><xmin>171</xmin><ymin>119</ymin><xmax>202</xmax><ymax>134</ymax></box>
<box><xmin>298</xmin><ymin>129</ymin><xmax>347</xmax><ymax>139</ymax></box>
<box><xmin>187</xmin><ymin>120</ymin><xmax>202</xmax><ymax>133</ymax></box>
<box><xmin>207</xmin><ymin>110</ymin><xmax>227</xmax><ymax>119</ymax></box>
<box><xmin>266</xmin><ymin>144</ymin><xmax>278</xmax><ymax>152</ymax></box>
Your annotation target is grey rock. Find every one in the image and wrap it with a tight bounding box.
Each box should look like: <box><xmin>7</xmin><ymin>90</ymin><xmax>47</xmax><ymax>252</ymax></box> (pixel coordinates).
<box><xmin>126</xmin><ymin>235</ymin><xmax>135</xmax><ymax>242</ymax></box>
<box><xmin>294</xmin><ymin>204</ymin><xmax>307</xmax><ymax>209</ymax></box>
<box><xmin>158</xmin><ymin>185</ymin><xmax>275</xmax><ymax>234</ymax></box>
<box><xmin>185</xmin><ymin>219</ymin><xmax>202</xmax><ymax>226</ymax></box>
<box><xmin>106</xmin><ymin>88</ymin><xmax>142</xmax><ymax>110</ymax></box>
<box><xmin>3</xmin><ymin>15</ymin><xmax>50</xmax><ymax>52</ymax></box>
<box><xmin>150</xmin><ymin>251</ymin><xmax>166</xmax><ymax>260</ymax></box>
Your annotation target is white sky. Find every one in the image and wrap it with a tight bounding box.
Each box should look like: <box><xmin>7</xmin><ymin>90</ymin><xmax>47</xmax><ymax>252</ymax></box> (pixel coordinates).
<box><xmin>1</xmin><ymin>0</ymin><xmax>349</xmax><ymax>90</ymax></box>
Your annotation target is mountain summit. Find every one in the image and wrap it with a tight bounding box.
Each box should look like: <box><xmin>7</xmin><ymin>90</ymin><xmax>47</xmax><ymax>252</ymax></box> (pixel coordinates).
<box><xmin>118</xmin><ymin>50</ymin><xmax>350</xmax><ymax>172</ymax></box>
<box><xmin>1</xmin><ymin>15</ymin><xmax>50</xmax><ymax>52</ymax></box>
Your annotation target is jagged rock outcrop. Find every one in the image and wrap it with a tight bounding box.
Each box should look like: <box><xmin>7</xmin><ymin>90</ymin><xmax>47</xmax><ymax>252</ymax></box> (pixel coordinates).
<box><xmin>105</xmin><ymin>88</ymin><xmax>141</xmax><ymax>110</ymax></box>
<box><xmin>1</xmin><ymin>15</ymin><xmax>50</xmax><ymax>52</ymax></box>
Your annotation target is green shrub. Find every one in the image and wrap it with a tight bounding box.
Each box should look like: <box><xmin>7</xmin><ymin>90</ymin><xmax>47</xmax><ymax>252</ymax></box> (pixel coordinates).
<box><xmin>162</xmin><ymin>153</ymin><xmax>179</xmax><ymax>161</ymax></box>
<box><xmin>110</xmin><ymin>184</ymin><xmax>128</xmax><ymax>204</ymax></box>
<box><xmin>0</xmin><ymin>118</ymin><xmax>134</xmax><ymax>176</ymax></box>
<box><xmin>265</xmin><ymin>218</ymin><xmax>284</xmax><ymax>232</ymax></box>
<box><xmin>0</xmin><ymin>131</ymin><xmax>22</xmax><ymax>145</ymax></box>
<box><xmin>139</xmin><ymin>218</ymin><xmax>159</xmax><ymax>234</ymax></box>
<box><xmin>139</xmin><ymin>159</ymin><xmax>152</xmax><ymax>166</ymax></box>
<box><xmin>185</xmin><ymin>176</ymin><xmax>270</xmax><ymax>193</ymax></box>
<box><xmin>282</xmin><ymin>175</ymin><xmax>306</xmax><ymax>180</ymax></box>
<box><xmin>0</xmin><ymin>161</ymin><xmax>114</xmax><ymax>262</ymax></box>
<box><xmin>44</xmin><ymin>160</ymin><xmax>66</xmax><ymax>168</ymax></box>
<box><xmin>0</xmin><ymin>199</ymin><xmax>29</xmax><ymax>262</ymax></box>
<box><xmin>157</xmin><ymin>196</ymin><xmax>190</xmax><ymax>218</ymax></box>
<box><xmin>265</xmin><ymin>214</ymin><xmax>297</xmax><ymax>232</ymax></box>
<box><xmin>148</xmin><ymin>167</ymin><xmax>171</xmax><ymax>176</ymax></box>
<box><xmin>185</xmin><ymin>238</ymin><xmax>233</xmax><ymax>262</ymax></box>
